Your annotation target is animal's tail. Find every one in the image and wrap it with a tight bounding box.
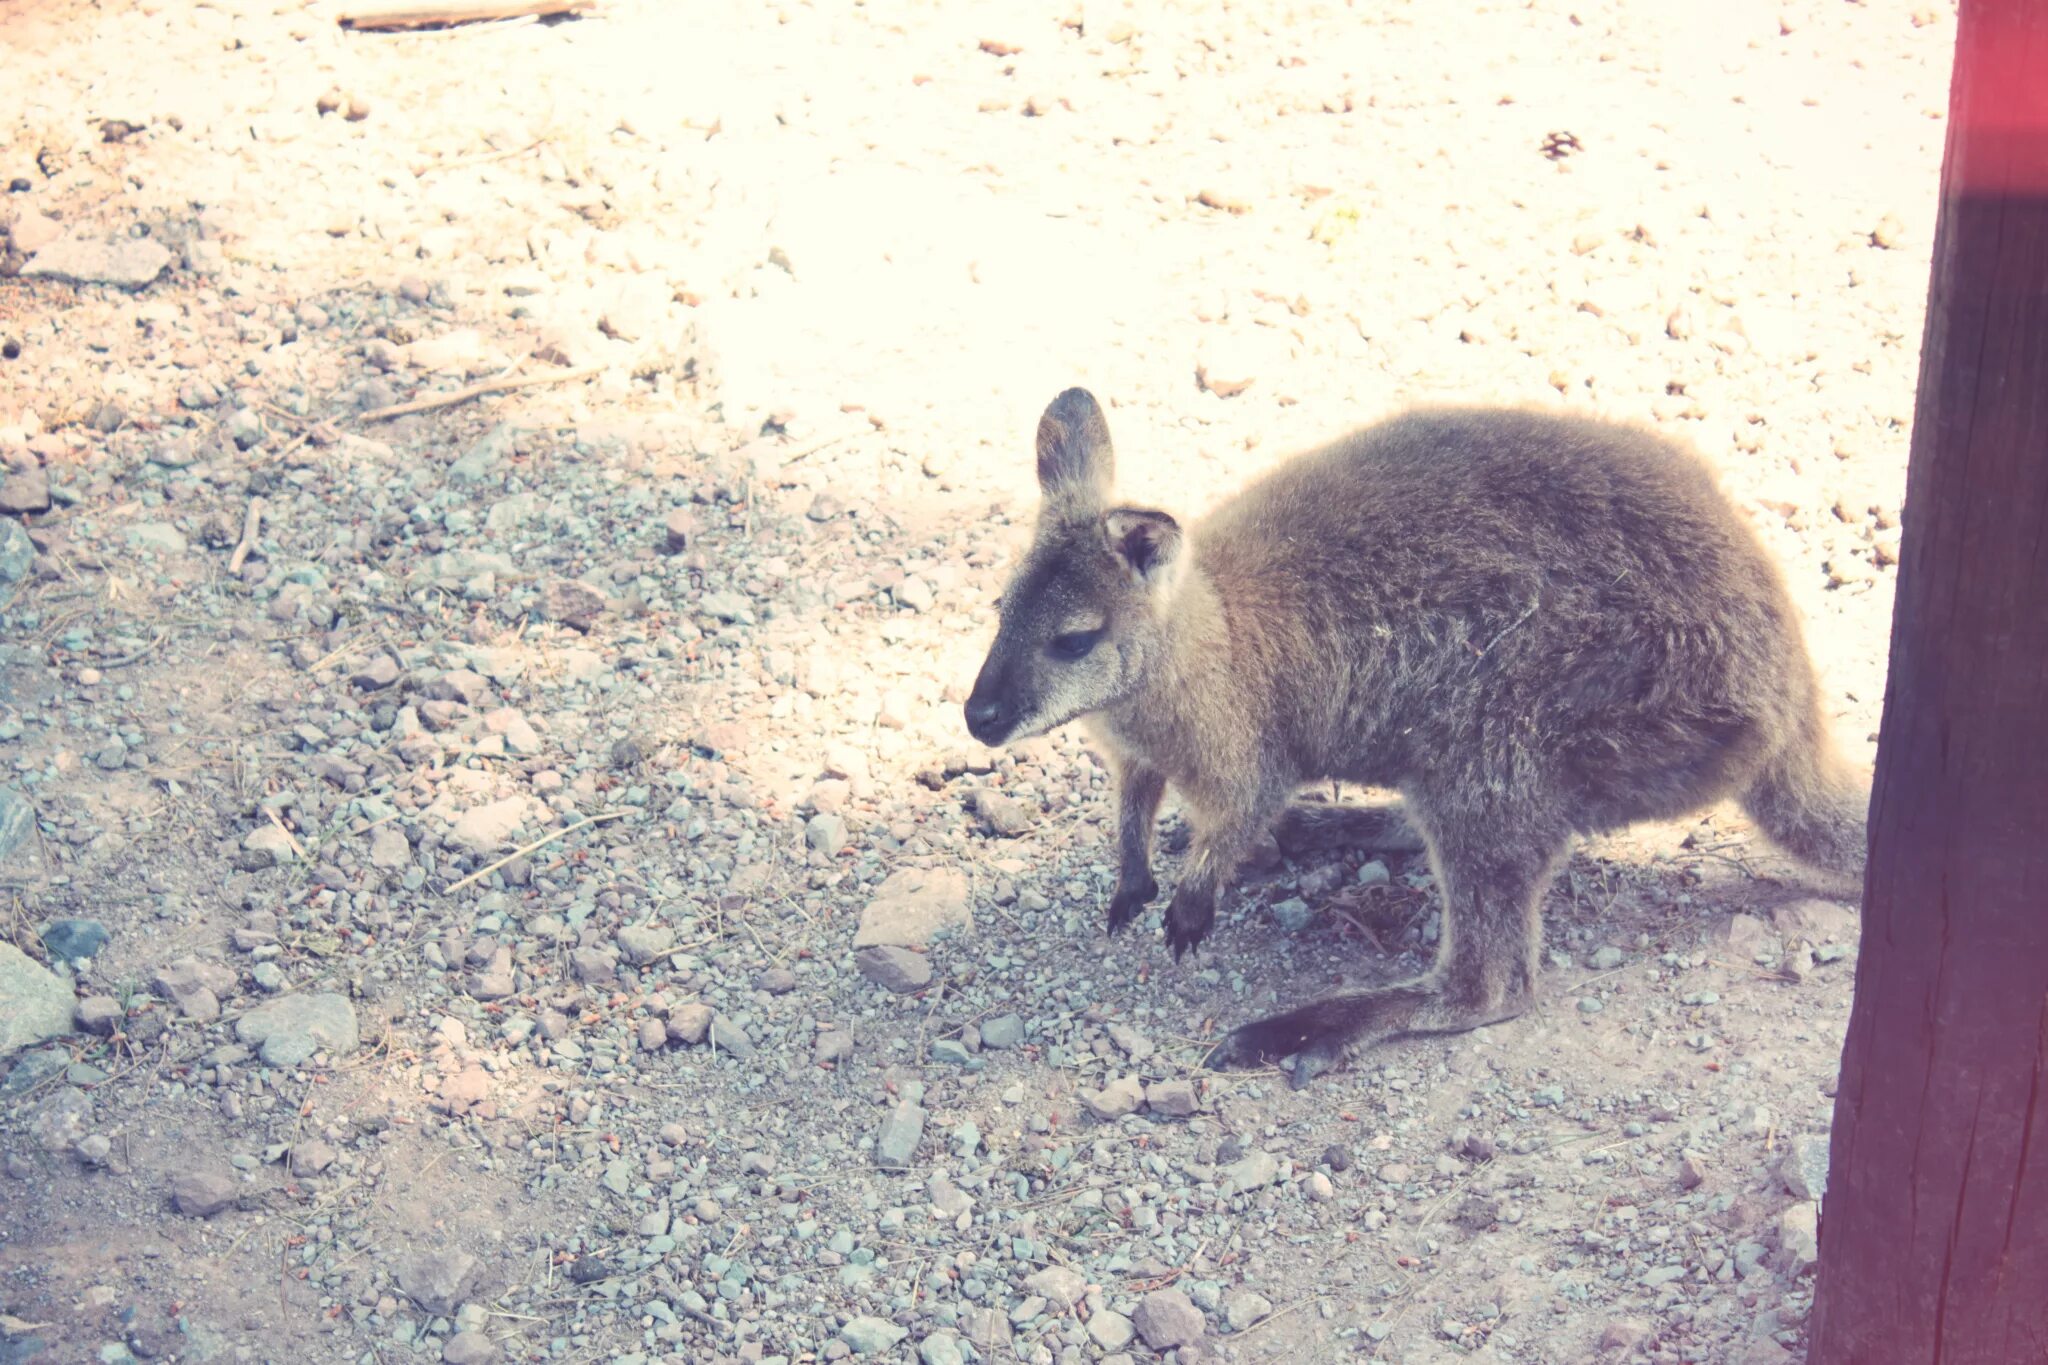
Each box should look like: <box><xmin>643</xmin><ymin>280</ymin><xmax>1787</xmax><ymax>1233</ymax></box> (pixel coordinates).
<box><xmin>1739</xmin><ymin>716</ymin><xmax>1870</xmax><ymax>895</ymax></box>
<box><xmin>1272</xmin><ymin>798</ymin><xmax>1427</xmax><ymax>857</ymax></box>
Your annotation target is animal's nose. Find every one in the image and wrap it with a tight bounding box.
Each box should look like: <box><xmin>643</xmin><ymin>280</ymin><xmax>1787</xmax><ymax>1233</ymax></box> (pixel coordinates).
<box><xmin>964</xmin><ymin>696</ymin><xmax>1006</xmax><ymax>742</ymax></box>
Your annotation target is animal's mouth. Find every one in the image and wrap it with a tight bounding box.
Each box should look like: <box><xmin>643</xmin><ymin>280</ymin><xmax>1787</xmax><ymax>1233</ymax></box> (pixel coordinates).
<box><xmin>964</xmin><ymin>700</ymin><xmax>1089</xmax><ymax>748</ymax></box>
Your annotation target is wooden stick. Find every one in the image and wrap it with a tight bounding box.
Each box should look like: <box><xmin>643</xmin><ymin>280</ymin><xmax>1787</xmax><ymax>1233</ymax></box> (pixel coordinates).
<box><xmin>443</xmin><ymin>811</ymin><xmax>626</xmax><ymax>895</ymax></box>
<box><xmin>413</xmin><ymin>138</ymin><xmax>546</xmax><ymax>178</ymax></box>
<box><xmin>228</xmin><ymin>497</ymin><xmax>266</xmax><ymax>575</ymax></box>
<box><xmin>339</xmin><ymin>0</ymin><xmax>595</xmax><ymax>30</ymax></box>
<box><xmin>359</xmin><ymin>364</ymin><xmax>605</xmax><ymax>422</ymax></box>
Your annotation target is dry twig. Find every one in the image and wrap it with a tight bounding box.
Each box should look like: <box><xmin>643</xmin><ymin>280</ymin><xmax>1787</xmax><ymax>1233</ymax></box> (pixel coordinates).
<box><xmin>443</xmin><ymin>811</ymin><xmax>627</xmax><ymax>894</ymax></box>
<box><xmin>359</xmin><ymin>363</ymin><xmax>605</xmax><ymax>422</ymax></box>
<box><xmin>228</xmin><ymin>497</ymin><xmax>266</xmax><ymax>575</ymax></box>
<box><xmin>339</xmin><ymin>0</ymin><xmax>595</xmax><ymax>31</ymax></box>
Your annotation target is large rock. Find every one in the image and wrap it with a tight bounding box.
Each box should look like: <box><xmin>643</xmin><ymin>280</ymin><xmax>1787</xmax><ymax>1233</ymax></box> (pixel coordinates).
<box><xmin>39</xmin><ymin>919</ymin><xmax>108</xmax><ymax>964</ymax></box>
<box><xmin>170</xmin><ymin>1168</ymin><xmax>238</xmax><ymax>1218</ymax></box>
<box><xmin>854</xmin><ymin>867</ymin><xmax>971</xmax><ymax>947</ymax></box>
<box><xmin>875</xmin><ymin>1100</ymin><xmax>926</xmax><ymax>1171</ymax></box>
<box><xmin>21</xmin><ymin>233</ymin><xmax>173</xmax><ymax>289</ymax></box>
<box><xmin>856</xmin><ymin>945</ymin><xmax>932</xmax><ymax>993</ymax></box>
<box><xmin>152</xmin><ymin>956</ymin><xmax>236</xmax><ymax>1021</ymax></box>
<box><xmin>234</xmin><ymin>992</ymin><xmax>359</xmax><ymax>1067</ymax></box>
<box><xmin>1778</xmin><ymin>1133</ymin><xmax>1831</xmax><ymax>1200</ymax></box>
<box><xmin>450</xmin><ymin>797</ymin><xmax>530</xmax><ymax>855</ymax></box>
<box><xmin>0</xmin><ymin>522</ymin><xmax>33</xmax><ymax>610</ymax></box>
<box><xmin>0</xmin><ymin>943</ymin><xmax>74</xmax><ymax>1056</ymax></box>
<box><xmin>400</xmin><ymin>1247</ymin><xmax>480</xmax><ymax>1315</ymax></box>
<box><xmin>841</xmin><ymin>1316</ymin><xmax>908</xmax><ymax>1355</ymax></box>
<box><xmin>0</xmin><ymin>788</ymin><xmax>35</xmax><ymax>870</ymax></box>
<box><xmin>1133</xmin><ymin>1288</ymin><xmax>1205</xmax><ymax>1349</ymax></box>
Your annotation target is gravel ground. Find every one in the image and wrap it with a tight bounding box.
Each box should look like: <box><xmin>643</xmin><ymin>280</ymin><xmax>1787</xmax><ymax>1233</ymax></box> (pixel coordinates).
<box><xmin>1</xmin><ymin>0</ymin><xmax>1949</xmax><ymax>1362</ymax></box>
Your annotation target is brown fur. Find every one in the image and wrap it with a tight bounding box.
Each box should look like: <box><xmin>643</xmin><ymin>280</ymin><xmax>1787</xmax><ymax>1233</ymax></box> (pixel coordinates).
<box><xmin>965</xmin><ymin>388</ymin><xmax>1869</xmax><ymax>1085</ymax></box>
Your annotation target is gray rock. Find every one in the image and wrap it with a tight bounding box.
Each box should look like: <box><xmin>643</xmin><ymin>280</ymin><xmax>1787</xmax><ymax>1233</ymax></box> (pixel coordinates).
<box><xmin>234</xmin><ymin>992</ymin><xmax>359</xmax><ymax>1067</ymax></box>
<box><xmin>1133</xmin><ymin>1288</ymin><xmax>1205</xmax><ymax>1349</ymax></box>
<box><xmin>0</xmin><ymin>789</ymin><xmax>33</xmax><ymax>871</ymax></box>
<box><xmin>1146</xmin><ymin>1079</ymin><xmax>1198</xmax><ymax>1117</ymax></box>
<box><xmin>74</xmin><ymin>996</ymin><xmax>122</xmax><ymax>1036</ymax></box>
<box><xmin>442</xmin><ymin>1330</ymin><xmax>499</xmax><ymax>1364</ymax></box>
<box><xmin>1024</xmin><ymin>1266</ymin><xmax>1087</xmax><ymax>1311</ymax></box>
<box><xmin>124</xmin><ymin>522</ymin><xmax>188</xmax><ymax>555</ymax></box>
<box><xmin>570</xmin><ymin>947</ymin><xmax>617</xmax><ymax>983</ymax></box>
<box><xmin>152</xmin><ymin>957</ymin><xmax>235</xmax><ymax>1022</ymax></box>
<box><xmin>401</xmin><ymin>1247</ymin><xmax>480</xmax><ymax>1315</ymax></box>
<box><xmin>805</xmin><ymin>812</ymin><xmax>849</xmax><ymax>856</ymax></box>
<box><xmin>707</xmin><ymin>1013</ymin><xmax>756</xmax><ymax>1058</ymax></box>
<box><xmin>1083</xmin><ymin>1076</ymin><xmax>1144</xmax><ymax>1121</ymax></box>
<box><xmin>841</xmin><ymin>1316</ymin><xmax>909</xmax><ymax>1354</ymax></box>
<box><xmin>854</xmin><ymin>866</ymin><xmax>971</xmax><ymax>948</ymax></box>
<box><xmin>974</xmin><ymin>1016</ymin><xmax>1024</xmax><ymax>1054</ymax></box>
<box><xmin>1270</xmin><ymin>897</ymin><xmax>1315</xmax><ymax>932</ymax></box>
<box><xmin>1777</xmin><ymin>1202</ymin><xmax>1820</xmax><ymax>1275</ymax></box>
<box><xmin>1224</xmin><ymin>1289</ymin><xmax>1274</xmax><ymax>1332</ymax></box>
<box><xmin>0</xmin><ymin>943</ymin><xmax>73</xmax><ymax>1056</ymax></box>
<box><xmin>368</xmin><ymin>825</ymin><xmax>412</xmax><ymax>871</ymax></box>
<box><xmin>1088</xmin><ymin>1310</ymin><xmax>1135</xmax><ymax>1350</ymax></box>
<box><xmin>814</xmin><ymin>1031</ymin><xmax>854</xmax><ymax>1065</ymax></box>
<box><xmin>1779</xmin><ymin>1133</ymin><xmax>1831</xmax><ymax>1200</ymax></box>
<box><xmin>876</xmin><ymin>1100</ymin><xmax>926</xmax><ymax>1170</ymax></box>
<box><xmin>616</xmin><ymin>922</ymin><xmax>675</xmax><ymax>965</ymax></box>
<box><xmin>238</xmin><ymin>823</ymin><xmax>297</xmax><ymax>870</ymax></box>
<box><xmin>666</xmin><ymin>1003</ymin><xmax>712</xmax><ymax>1045</ymax></box>
<box><xmin>29</xmin><ymin>1084</ymin><xmax>91</xmax><ymax>1150</ymax></box>
<box><xmin>170</xmin><ymin>1168</ymin><xmax>238</xmax><ymax>1217</ymax></box>
<box><xmin>40</xmin><ymin>918</ymin><xmax>107</xmax><ymax>964</ymax></box>
<box><xmin>755</xmin><ymin>967</ymin><xmax>798</xmax><ymax>994</ymax></box>
<box><xmin>856</xmin><ymin>945</ymin><xmax>933</xmax><ymax>993</ymax></box>
<box><xmin>919</xmin><ymin>1332</ymin><xmax>968</xmax><ymax>1365</ymax></box>
<box><xmin>0</xmin><ymin>522</ymin><xmax>33</xmax><ymax>609</ymax></box>
<box><xmin>0</xmin><ymin>468</ymin><xmax>50</xmax><ymax>516</ymax></box>
<box><xmin>1223</xmin><ymin>1149</ymin><xmax>1281</xmax><ymax>1194</ymax></box>
<box><xmin>972</xmin><ymin>789</ymin><xmax>1033</xmax><ymax>837</ymax></box>
<box><xmin>290</xmin><ymin>1140</ymin><xmax>338</xmax><ymax>1176</ymax></box>
<box><xmin>20</xmin><ymin>232</ymin><xmax>173</xmax><ymax>289</ymax></box>
<box><xmin>450</xmin><ymin>797</ymin><xmax>527</xmax><ymax>855</ymax></box>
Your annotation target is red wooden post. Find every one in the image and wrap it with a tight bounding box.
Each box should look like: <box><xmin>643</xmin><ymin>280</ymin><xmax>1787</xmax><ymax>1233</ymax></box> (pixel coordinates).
<box><xmin>1805</xmin><ymin>2</ymin><xmax>2048</xmax><ymax>1362</ymax></box>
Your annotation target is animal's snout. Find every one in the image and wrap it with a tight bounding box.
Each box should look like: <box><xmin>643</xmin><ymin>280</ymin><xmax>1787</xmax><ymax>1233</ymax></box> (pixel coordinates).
<box><xmin>964</xmin><ymin>693</ymin><xmax>1009</xmax><ymax>745</ymax></box>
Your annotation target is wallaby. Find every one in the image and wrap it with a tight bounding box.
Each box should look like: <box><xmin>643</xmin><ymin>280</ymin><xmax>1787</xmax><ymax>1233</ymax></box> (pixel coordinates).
<box><xmin>964</xmin><ymin>388</ymin><xmax>1868</xmax><ymax>1086</ymax></box>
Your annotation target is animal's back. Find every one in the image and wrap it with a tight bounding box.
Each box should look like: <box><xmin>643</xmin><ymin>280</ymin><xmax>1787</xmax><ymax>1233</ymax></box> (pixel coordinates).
<box><xmin>1191</xmin><ymin>406</ymin><xmax>1821</xmax><ymax>823</ymax></box>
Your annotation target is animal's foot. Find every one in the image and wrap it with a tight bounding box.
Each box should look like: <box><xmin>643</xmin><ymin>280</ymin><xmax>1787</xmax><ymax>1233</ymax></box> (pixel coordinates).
<box><xmin>1105</xmin><ymin>875</ymin><xmax>1158</xmax><ymax>936</ymax></box>
<box><xmin>1163</xmin><ymin>901</ymin><xmax>1213</xmax><ymax>961</ymax></box>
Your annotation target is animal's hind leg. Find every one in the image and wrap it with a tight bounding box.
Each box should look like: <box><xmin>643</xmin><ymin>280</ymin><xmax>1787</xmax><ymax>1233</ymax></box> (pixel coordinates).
<box><xmin>1206</xmin><ymin>806</ymin><xmax>1570</xmax><ymax>1086</ymax></box>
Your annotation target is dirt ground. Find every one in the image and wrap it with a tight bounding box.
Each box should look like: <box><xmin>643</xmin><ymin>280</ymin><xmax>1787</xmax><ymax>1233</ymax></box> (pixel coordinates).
<box><xmin>0</xmin><ymin>1</ymin><xmax>1952</xmax><ymax>1362</ymax></box>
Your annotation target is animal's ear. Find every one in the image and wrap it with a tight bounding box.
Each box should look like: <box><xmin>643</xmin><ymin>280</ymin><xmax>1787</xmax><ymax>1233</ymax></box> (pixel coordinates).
<box><xmin>1036</xmin><ymin>387</ymin><xmax>1114</xmax><ymax>502</ymax></box>
<box><xmin>1103</xmin><ymin>508</ymin><xmax>1183</xmax><ymax>588</ymax></box>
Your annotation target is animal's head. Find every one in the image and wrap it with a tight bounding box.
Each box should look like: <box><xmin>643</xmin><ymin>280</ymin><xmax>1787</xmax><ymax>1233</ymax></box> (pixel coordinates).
<box><xmin>964</xmin><ymin>388</ymin><xmax>1186</xmax><ymax>747</ymax></box>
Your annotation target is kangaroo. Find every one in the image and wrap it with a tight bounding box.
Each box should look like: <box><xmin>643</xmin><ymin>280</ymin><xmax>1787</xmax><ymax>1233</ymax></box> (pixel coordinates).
<box><xmin>964</xmin><ymin>388</ymin><xmax>1868</xmax><ymax>1086</ymax></box>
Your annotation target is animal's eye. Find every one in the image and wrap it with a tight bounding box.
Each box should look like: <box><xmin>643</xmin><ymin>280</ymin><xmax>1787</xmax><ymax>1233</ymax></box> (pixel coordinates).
<box><xmin>1049</xmin><ymin>629</ymin><xmax>1103</xmax><ymax>661</ymax></box>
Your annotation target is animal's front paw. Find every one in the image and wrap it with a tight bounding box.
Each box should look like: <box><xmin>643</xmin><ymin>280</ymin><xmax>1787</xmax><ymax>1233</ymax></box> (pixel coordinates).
<box><xmin>1105</xmin><ymin>875</ymin><xmax>1159</xmax><ymax>936</ymax></box>
<box><xmin>1163</xmin><ymin>889</ymin><xmax>1214</xmax><ymax>961</ymax></box>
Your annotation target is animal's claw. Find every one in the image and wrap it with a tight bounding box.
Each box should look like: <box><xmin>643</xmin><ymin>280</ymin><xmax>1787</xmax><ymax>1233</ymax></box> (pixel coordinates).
<box><xmin>1105</xmin><ymin>876</ymin><xmax>1158</xmax><ymax>936</ymax></box>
